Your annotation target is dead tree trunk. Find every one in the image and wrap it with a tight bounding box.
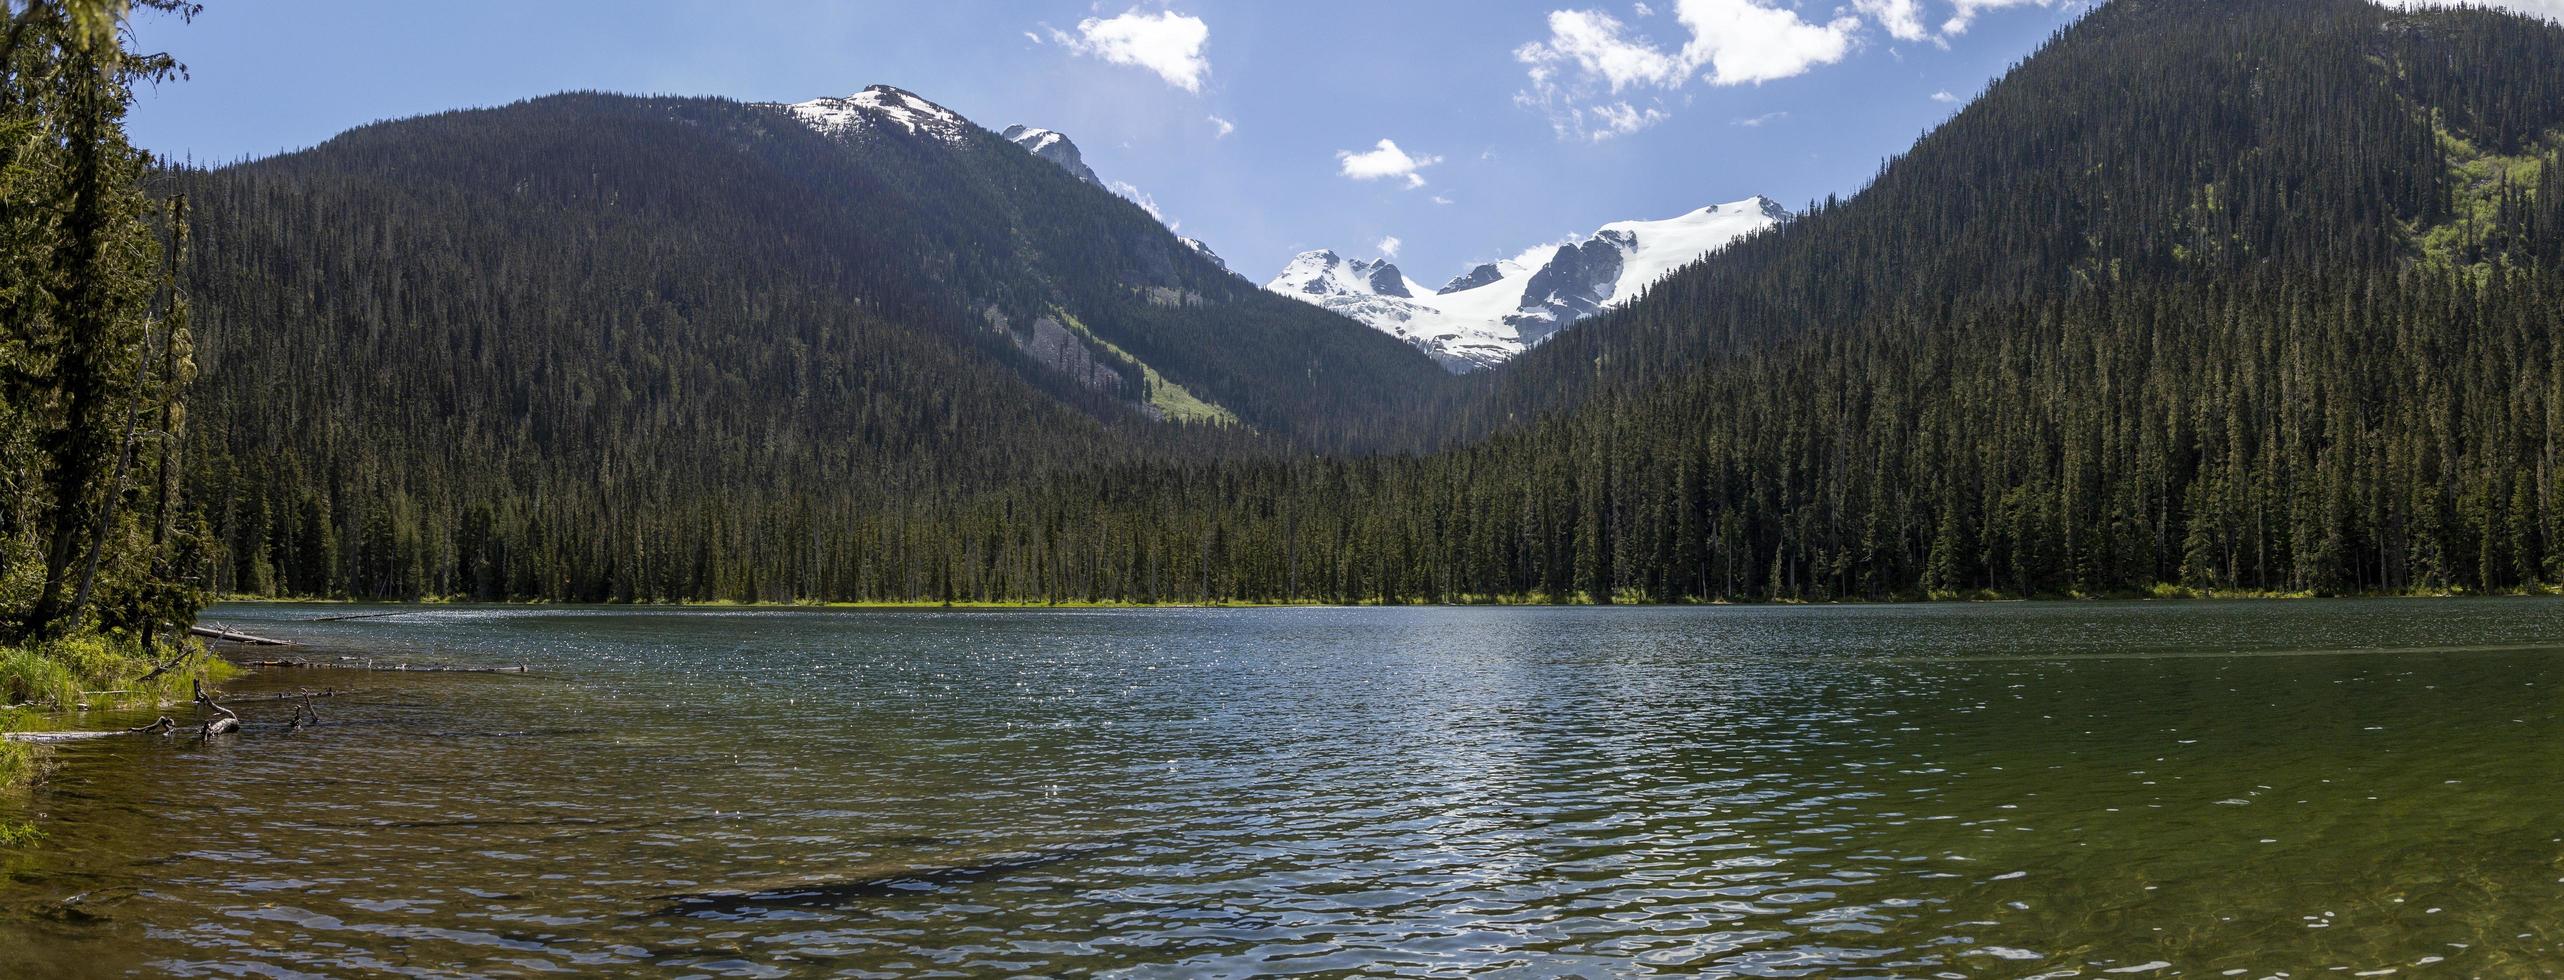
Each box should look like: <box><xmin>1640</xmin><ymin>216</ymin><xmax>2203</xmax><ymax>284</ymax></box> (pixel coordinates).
<box><xmin>193</xmin><ymin>679</ymin><xmax>238</xmax><ymax>736</ymax></box>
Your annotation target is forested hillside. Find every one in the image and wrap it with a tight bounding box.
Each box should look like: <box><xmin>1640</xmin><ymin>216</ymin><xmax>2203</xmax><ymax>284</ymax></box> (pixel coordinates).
<box><xmin>174</xmin><ymin>92</ymin><xmax>1447</xmax><ymax>600</ymax></box>
<box><xmin>176</xmin><ymin>0</ymin><xmax>2564</xmax><ymax>604</ymax></box>
<box><xmin>845</xmin><ymin>0</ymin><xmax>2564</xmax><ymax>604</ymax></box>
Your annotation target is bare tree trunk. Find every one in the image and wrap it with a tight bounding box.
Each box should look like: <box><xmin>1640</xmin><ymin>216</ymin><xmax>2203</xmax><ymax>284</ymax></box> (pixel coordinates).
<box><xmin>139</xmin><ymin>198</ymin><xmax>188</xmax><ymax>652</ymax></box>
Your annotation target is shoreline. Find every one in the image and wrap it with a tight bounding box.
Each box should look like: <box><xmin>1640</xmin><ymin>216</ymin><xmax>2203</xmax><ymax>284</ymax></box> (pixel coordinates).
<box><xmin>2</xmin><ymin>640</ymin><xmax>243</xmax><ymax>796</ymax></box>
<box><xmin>198</xmin><ymin>587</ymin><xmax>2558</xmax><ymax>610</ymax></box>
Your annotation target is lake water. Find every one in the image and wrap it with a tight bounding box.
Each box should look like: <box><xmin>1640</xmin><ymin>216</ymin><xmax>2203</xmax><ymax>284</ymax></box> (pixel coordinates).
<box><xmin>2</xmin><ymin>600</ymin><xmax>2561</xmax><ymax>977</ymax></box>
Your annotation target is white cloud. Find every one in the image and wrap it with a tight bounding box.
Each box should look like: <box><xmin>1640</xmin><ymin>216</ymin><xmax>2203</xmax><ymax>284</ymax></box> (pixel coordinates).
<box><xmin>1208</xmin><ymin>114</ymin><xmax>1235</xmax><ymax>138</ymax></box>
<box><xmin>1931</xmin><ymin>90</ymin><xmax>1959</xmax><ymax>103</ymax></box>
<box><xmin>1516</xmin><ymin>0</ymin><xmax>1857</xmax><ymax>139</ymax></box>
<box><xmin>2373</xmin><ymin>0</ymin><xmax>2564</xmax><ymax>16</ymax></box>
<box><xmin>1051</xmin><ymin>9</ymin><xmax>1211</xmax><ymax>93</ymax></box>
<box><xmin>1854</xmin><ymin>0</ymin><xmax>1930</xmax><ymax>41</ymax></box>
<box><xmin>1431</xmin><ymin>194</ymin><xmax>1455</xmax><ymax>205</ymax></box>
<box><xmin>1679</xmin><ymin>0</ymin><xmax>1861</xmax><ymax>85</ymax></box>
<box><xmin>1517</xmin><ymin>0</ymin><xmax>1858</xmax><ymax>89</ymax></box>
<box><xmin>1732</xmin><ymin>110</ymin><xmax>1789</xmax><ymax>127</ymax></box>
<box><xmin>1024</xmin><ymin>30</ymin><xmax>1044</xmax><ymax>44</ymax></box>
<box><xmin>1337</xmin><ymin>139</ymin><xmax>1442</xmax><ymax>188</ymax></box>
<box><xmin>1516</xmin><ymin>9</ymin><xmax>1692</xmax><ymax>91</ymax></box>
<box><xmin>1510</xmin><ymin>0</ymin><xmax>2110</xmax><ymax>139</ymax></box>
<box><xmin>1590</xmin><ymin>101</ymin><xmax>1671</xmax><ymax>138</ymax></box>
<box><xmin>1377</xmin><ymin>236</ymin><xmax>1403</xmax><ymax>258</ymax></box>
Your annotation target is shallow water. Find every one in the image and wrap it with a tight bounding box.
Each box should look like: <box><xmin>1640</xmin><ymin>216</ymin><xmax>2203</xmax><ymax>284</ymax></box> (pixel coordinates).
<box><xmin>2</xmin><ymin>600</ymin><xmax>2561</xmax><ymax>977</ymax></box>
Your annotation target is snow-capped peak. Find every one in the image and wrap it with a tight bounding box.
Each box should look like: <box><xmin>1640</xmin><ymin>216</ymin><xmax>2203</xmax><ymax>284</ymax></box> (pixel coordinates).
<box><xmin>1009</xmin><ymin>126</ymin><xmax>1066</xmax><ymax>153</ymax></box>
<box><xmin>1179</xmin><ymin>236</ymin><xmax>1227</xmax><ymax>270</ymax></box>
<box><xmin>779</xmin><ymin>85</ymin><xmax>971</xmax><ymax>144</ymax></box>
<box><xmin>1271</xmin><ymin>251</ymin><xmax>1426</xmax><ymax>301</ymax></box>
<box><xmin>1267</xmin><ymin>196</ymin><xmax>1787</xmax><ymax>372</ymax></box>
<box><xmin>1002</xmin><ymin>124</ymin><xmax>1103</xmax><ymax>186</ymax></box>
<box><xmin>1591</xmin><ymin>196</ymin><xmax>1793</xmax><ymax>308</ymax></box>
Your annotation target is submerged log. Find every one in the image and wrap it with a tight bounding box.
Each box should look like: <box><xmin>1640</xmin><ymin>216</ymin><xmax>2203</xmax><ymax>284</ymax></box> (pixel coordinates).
<box><xmin>302</xmin><ymin>611</ymin><xmax>413</xmax><ymax>623</ymax></box>
<box><xmin>3</xmin><ymin>718</ymin><xmax>175</xmax><ymax>743</ymax></box>
<box><xmin>239</xmin><ymin>657</ymin><xmax>528</xmax><ymax>674</ymax></box>
<box><xmin>189</xmin><ymin>624</ymin><xmax>289</xmax><ymax>646</ymax></box>
<box><xmin>650</xmin><ymin>839</ymin><xmax>1119</xmax><ymax>915</ymax></box>
<box><xmin>220</xmin><ymin>688</ymin><xmax>352</xmax><ymax>704</ymax></box>
<box><xmin>6</xmin><ymin>686</ymin><xmax>341</xmax><ymax>742</ymax></box>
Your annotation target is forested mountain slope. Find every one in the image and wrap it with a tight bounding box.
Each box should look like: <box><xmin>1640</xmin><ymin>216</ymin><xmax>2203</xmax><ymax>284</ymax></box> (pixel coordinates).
<box><xmin>900</xmin><ymin>0</ymin><xmax>2564</xmax><ymax>604</ymax></box>
<box><xmin>1445</xmin><ymin>0</ymin><xmax>2564</xmax><ymax>437</ymax></box>
<box><xmin>176</xmin><ymin>0</ymin><xmax>2564</xmax><ymax>604</ymax></box>
<box><xmin>175</xmin><ymin>90</ymin><xmax>1446</xmax><ymax>600</ymax></box>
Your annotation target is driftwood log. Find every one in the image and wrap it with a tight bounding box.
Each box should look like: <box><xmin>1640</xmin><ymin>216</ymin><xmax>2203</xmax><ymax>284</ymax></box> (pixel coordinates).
<box><xmin>5</xmin><ymin>686</ymin><xmax>339</xmax><ymax>743</ymax></box>
<box><xmin>221</xmin><ymin>688</ymin><xmax>351</xmax><ymax>704</ymax></box>
<box><xmin>239</xmin><ymin>658</ymin><xmax>527</xmax><ymax>674</ymax></box>
<box><xmin>301</xmin><ymin>611</ymin><xmax>412</xmax><ymax>623</ymax></box>
<box><xmin>2</xmin><ymin>718</ymin><xmax>175</xmax><ymax>743</ymax></box>
<box><xmin>193</xmin><ymin>680</ymin><xmax>239</xmax><ymax>736</ymax></box>
<box><xmin>189</xmin><ymin>624</ymin><xmax>289</xmax><ymax>646</ymax></box>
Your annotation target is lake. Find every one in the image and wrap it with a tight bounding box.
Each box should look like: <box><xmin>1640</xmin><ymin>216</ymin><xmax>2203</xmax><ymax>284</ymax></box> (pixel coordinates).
<box><xmin>2</xmin><ymin>600</ymin><xmax>2560</xmax><ymax>976</ymax></box>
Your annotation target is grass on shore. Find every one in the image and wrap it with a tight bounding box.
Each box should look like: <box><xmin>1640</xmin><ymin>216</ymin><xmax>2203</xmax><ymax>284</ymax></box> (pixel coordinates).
<box><xmin>1</xmin><ymin>635</ymin><xmax>240</xmax><ymax>791</ymax></box>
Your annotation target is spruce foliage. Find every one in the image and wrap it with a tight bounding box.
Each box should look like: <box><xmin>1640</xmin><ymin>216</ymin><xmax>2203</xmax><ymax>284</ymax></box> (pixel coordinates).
<box><xmin>0</xmin><ymin>0</ymin><xmax>204</xmax><ymax>640</ymax></box>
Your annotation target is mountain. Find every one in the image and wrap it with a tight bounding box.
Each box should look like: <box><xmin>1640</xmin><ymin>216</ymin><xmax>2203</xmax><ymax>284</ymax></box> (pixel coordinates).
<box><xmin>1000</xmin><ymin>120</ymin><xmax>1229</xmax><ymax>270</ymax></box>
<box><xmin>1267</xmin><ymin>198</ymin><xmax>1785</xmax><ymax>371</ymax></box>
<box><xmin>167</xmin><ymin>0</ymin><xmax>2564</xmax><ymax>606</ymax></box>
<box><xmin>1176</xmin><ymin>236</ymin><xmax>1227</xmax><ymax>270</ymax></box>
<box><xmin>752</xmin><ymin>85</ymin><xmax>1452</xmax><ymax>440</ymax></box>
<box><xmin>1001</xmin><ymin>124</ymin><xmax>1102</xmax><ymax>186</ymax></box>
<box><xmin>172</xmin><ymin>85</ymin><xmax>1452</xmax><ymax>600</ymax></box>
<box><xmin>832</xmin><ymin>0</ymin><xmax>2564</xmax><ymax>606</ymax></box>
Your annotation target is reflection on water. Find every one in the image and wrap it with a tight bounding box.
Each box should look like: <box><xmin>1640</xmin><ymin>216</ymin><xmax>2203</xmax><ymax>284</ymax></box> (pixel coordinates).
<box><xmin>3</xmin><ymin>600</ymin><xmax>2562</xmax><ymax>976</ymax></box>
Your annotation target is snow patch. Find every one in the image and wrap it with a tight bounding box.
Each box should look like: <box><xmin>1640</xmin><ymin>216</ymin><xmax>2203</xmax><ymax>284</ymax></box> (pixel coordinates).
<box><xmin>1266</xmin><ymin>196</ymin><xmax>1785</xmax><ymax>371</ymax></box>
<box><xmin>779</xmin><ymin>85</ymin><xmax>971</xmax><ymax>144</ymax></box>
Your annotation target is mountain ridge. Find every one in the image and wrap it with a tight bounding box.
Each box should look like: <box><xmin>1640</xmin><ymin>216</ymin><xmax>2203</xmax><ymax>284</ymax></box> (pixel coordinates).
<box><xmin>170</xmin><ymin>85</ymin><xmax>1452</xmax><ymax>600</ymax></box>
<box><xmin>1266</xmin><ymin>197</ymin><xmax>1788</xmax><ymax>371</ymax></box>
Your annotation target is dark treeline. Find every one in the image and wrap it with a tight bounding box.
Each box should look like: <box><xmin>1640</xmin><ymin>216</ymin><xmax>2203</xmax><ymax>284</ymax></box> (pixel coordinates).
<box><xmin>179</xmin><ymin>0</ymin><xmax>2564</xmax><ymax>604</ymax></box>
<box><xmin>929</xmin><ymin>260</ymin><xmax>2564</xmax><ymax>604</ymax></box>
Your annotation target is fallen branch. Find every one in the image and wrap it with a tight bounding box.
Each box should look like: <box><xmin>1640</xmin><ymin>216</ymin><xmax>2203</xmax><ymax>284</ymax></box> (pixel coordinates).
<box><xmin>220</xmin><ymin>688</ymin><xmax>352</xmax><ymax>704</ymax></box>
<box><xmin>193</xmin><ymin>680</ymin><xmax>239</xmax><ymax>736</ymax></box>
<box><xmin>4</xmin><ymin>718</ymin><xmax>175</xmax><ymax>743</ymax></box>
<box><xmin>240</xmin><ymin>658</ymin><xmax>527</xmax><ymax>674</ymax></box>
<box><xmin>301</xmin><ymin>611</ymin><xmax>412</xmax><ymax>623</ymax></box>
<box><xmin>189</xmin><ymin>624</ymin><xmax>289</xmax><ymax>646</ymax></box>
<box><xmin>136</xmin><ymin>641</ymin><xmax>198</xmax><ymax>683</ymax></box>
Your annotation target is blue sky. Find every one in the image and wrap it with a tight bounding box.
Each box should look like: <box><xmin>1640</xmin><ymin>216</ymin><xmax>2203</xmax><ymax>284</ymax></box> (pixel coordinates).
<box><xmin>123</xmin><ymin>0</ymin><xmax>2559</xmax><ymax>284</ymax></box>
